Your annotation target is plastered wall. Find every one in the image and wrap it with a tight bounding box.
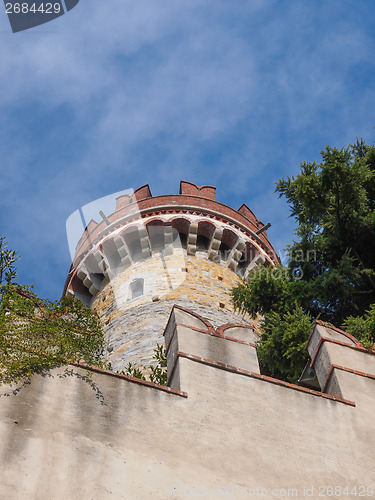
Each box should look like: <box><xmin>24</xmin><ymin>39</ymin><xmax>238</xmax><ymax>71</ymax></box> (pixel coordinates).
<box><xmin>0</xmin><ymin>310</ymin><xmax>374</xmax><ymax>500</ymax></box>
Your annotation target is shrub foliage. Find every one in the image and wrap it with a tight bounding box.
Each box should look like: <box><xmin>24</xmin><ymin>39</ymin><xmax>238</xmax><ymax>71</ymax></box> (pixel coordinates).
<box><xmin>232</xmin><ymin>138</ymin><xmax>375</xmax><ymax>383</ymax></box>
<box><xmin>0</xmin><ymin>237</ymin><xmax>106</xmax><ymax>384</ymax></box>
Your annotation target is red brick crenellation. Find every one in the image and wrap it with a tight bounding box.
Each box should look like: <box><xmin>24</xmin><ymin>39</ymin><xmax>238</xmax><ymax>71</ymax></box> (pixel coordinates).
<box><xmin>73</xmin><ymin>189</ymin><xmax>278</xmax><ymax>264</ymax></box>
<box><xmin>179</xmin><ymin>181</ymin><xmax>217</xmax><ymax>200</ymax></box>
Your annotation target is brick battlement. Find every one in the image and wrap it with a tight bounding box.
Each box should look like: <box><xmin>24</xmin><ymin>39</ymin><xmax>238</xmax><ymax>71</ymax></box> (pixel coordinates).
<box><xmin>72</xmin><ymin>181</ymin><xmax>278</xmax><ymax>264</ymax></box>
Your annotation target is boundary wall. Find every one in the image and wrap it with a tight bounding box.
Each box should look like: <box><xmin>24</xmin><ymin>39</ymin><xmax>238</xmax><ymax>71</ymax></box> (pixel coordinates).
<box><xmin>1</xmin><ymin>308</ymin><xmax>374</xmax><ymax>499</ymax></box>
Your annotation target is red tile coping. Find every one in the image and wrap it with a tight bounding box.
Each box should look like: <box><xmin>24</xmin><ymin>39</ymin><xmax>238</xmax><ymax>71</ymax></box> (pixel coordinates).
<box><xmin>310</xmin><ymin>336</ymin><xmax>375</xmax><ymax>370</ymax></box>
<box><xmin>176</xmin><ymin>323</ymin><xmax>257</xmax><ymax>348</ymax></box>
<box><xmin>173</xmin><ymin>305</ymin><xmax>215</xmax><ymax>332</ymax></box>
<box><xmin>165</xmin><ymin>305</ymin><xmax>257</xmax><ymax>353</ymax></box>
<box><xmin>316</xmin><ymin>320</ymin><xmax>362</xmax><ymax>343</ymax></box>
<box><xmin>174</xmin><ymin>352</ymin><xmax>356</xmax><ymax>407</ymax></box>
<box><xmin>322</xmin><ymin>364</ymin><xmax>375</xmax><ymax>393</ymax></box>
<box><xmin>216</xmin><ymin>323</ymin><xmax>256</xmax><ymax>335</ymax></box>
<box><xmin>165</xmin><ymin>322</ymin><xmax>257</xmax><ymax>355</ymax></box>
<box><xmin>306</xmin><ymin>320</ymin><xmax>365</xmax><ymax>350</ymax></box>
<box><xmin>69</xmin><ymin>362</ymin><xmax>188</xmax><ymax>398</ymax></box>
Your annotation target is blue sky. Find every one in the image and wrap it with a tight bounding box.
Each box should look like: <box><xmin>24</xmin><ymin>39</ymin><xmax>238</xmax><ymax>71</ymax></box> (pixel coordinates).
<box><xmin>0</xmin><ymin>0</ymin><xmax>374</xmax><ymax>301</ymax></box>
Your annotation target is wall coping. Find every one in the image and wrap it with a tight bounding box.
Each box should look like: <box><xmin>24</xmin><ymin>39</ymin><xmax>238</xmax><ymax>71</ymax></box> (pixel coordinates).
<box><xmin>322</xmin><ymin>364</ymin><xmax>375</xmax><ymax>393</ymax></box>
<box><xmin>173</xmin><ymin>352</ymin><xmax>356</xmax><ymax>407</ymax></box>
<box><xmin>165</xmin><ymin>305</ymin><xmax>256</xmax><ymax>355</ymax></box>
<box><xmin>310</xmin><ymin>336</ymin><xmax>375</xmax><ymax>370</ymax></box>
<box><xmin>306</xmin><ymin>320</ymin><xmax>364</xmax><ymax>350</ymax></box>
<box><xmin>69</xmin><ymin>362</ymin><xmax>188</xmax><ymax>398</ymax></box>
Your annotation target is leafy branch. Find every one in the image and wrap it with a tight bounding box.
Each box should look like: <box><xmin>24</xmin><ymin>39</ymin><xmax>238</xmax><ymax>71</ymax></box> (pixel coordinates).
<box><xmin>0</xmin><ymin>238</ymin><xmax>108</xmax><ymax>385</ymax></box>
<box><xmin>120</xmin><ymin>343</ymin><xmax>167</xmax><ymax>385</ymax></box>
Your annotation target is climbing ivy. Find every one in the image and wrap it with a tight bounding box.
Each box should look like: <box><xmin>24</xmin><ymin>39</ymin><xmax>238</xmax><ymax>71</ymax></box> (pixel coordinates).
<box><xmin>0</xmin><ymin>238</ymin><xmax>107</xmax><ymax>384</ymax></box>
<box><xmin>0</xmin><ymin>237</ymin><xmax>168</xmax><ymax>386</ymax></box>
<box><xmin>0</xmin><ymin>285</ymin><xmax>107</xmax><ymax>384</ymax></box>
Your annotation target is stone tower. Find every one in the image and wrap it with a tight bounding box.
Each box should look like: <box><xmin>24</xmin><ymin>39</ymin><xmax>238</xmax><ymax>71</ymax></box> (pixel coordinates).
<box><xmin>63</xmin><ymin>181</ymin><xmax>279</xmax><ymax>372</ymax></box>
<box><xmin>5</xmin><ymin>183</ymin><xmax>374</xmax><ymax>499</ymax></box>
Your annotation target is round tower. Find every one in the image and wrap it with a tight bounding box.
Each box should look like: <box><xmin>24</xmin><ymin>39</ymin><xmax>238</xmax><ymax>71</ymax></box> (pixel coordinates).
<box><xmin>64</xmin><ymin>181</ymin><xmax>279</xmax><ymax>372</ymax></box>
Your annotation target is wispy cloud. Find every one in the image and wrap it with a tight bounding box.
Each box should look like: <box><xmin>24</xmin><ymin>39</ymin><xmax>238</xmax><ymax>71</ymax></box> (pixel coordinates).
<box><xmin>0</xmin><ymin>0</ymin><xmax>374</xmax><ymax>298</ymax></box>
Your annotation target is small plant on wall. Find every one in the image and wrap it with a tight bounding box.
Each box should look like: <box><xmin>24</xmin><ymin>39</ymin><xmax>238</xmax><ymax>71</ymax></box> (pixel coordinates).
<box><xmin>121</xmin><ymin>343</ymin><xmax>167</xmax><ymax>385</ymax></box>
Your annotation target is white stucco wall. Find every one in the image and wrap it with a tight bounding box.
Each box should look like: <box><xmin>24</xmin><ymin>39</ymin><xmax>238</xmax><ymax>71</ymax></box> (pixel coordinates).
<box><xmin>0</xmin><ymin>312</ymin><xmax>374</xmax><ymax>500</ymax></box>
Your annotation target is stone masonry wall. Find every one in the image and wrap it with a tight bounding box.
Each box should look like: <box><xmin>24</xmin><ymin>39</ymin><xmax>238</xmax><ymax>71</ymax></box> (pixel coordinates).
<box><xmin>92</xmin><ymin>252</ymin><xmax>253</xmax><ymax>372</ymax></box>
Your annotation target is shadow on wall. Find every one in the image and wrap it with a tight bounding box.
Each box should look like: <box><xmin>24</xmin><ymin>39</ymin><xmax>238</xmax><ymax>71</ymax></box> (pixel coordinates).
<box><xmin>0</xmin><ymin>366</ymin><xmax>107</xmax><ymax>406</ymax></box>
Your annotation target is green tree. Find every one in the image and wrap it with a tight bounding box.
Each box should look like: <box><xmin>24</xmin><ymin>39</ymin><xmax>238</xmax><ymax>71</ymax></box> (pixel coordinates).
<box><xmin>232</xmin><ymin>138</ymin><xmax>375</xmax><ymax>382</ymax></box>
<box><xmin>0</xmin><ymin>237</ymin><xmax>168</xmax><ymax>386</ymax></box>
<box><xmin>231</xmin><ymin>265</ymin><xmax>295</xmax><ymax>317</ymax></box>
<box><xmin>277</xmin><ymin>139</ymin><xmax>375</xmax><ymax>324</ymax></box>
<box><xmin>232</xmin><ymin>265</ymin><xmax>313</xmax><ymax>383</ymax></box>
<box><xmin>257</xmin><ymin>306</ymin><xmax>312</xmax><ymax>383</ymax></box>
<box><xmin>343</xmin><ymin>304</ymin><xmax>375</xmax><ymax>349</ymax></box>
<box><xmin>0</xmin><ymin>236</ymin><xmax>18</xmax><ymax>289</ymax></box>
<box><xmin>0</xmin><ymin>238</ymin><xmax>107</xmax><ymax>384</ymax></box>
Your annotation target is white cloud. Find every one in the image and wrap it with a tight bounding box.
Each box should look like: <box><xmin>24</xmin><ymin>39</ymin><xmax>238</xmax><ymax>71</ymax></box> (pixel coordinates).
<box><xmin>0</xmin><ymin>0</ymin><xmax>374</xmax><ymax>298</ymax></box>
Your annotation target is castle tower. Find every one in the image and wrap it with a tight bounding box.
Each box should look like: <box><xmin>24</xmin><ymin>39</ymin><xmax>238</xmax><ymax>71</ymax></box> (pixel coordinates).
<box><xmin>63</xmin><ymin>181</ymin><xmax>279</xmax><ymax>372</ymax></box>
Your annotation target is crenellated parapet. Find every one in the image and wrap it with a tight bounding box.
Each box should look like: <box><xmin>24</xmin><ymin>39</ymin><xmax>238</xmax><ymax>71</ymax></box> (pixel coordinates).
<box><xmin>65</xmin><ymin>182</ymin><xmax>278</xmax><ymax>303</ymax></box>
<box><xmin>306</xmin><ymin>320</ymin><xmax>375</xmax><ymax>403</ymax></box>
